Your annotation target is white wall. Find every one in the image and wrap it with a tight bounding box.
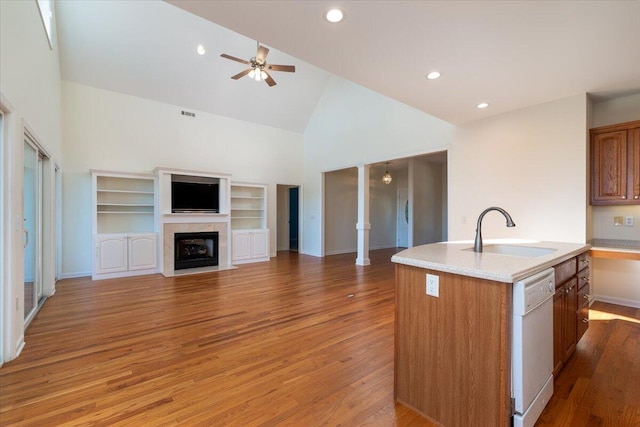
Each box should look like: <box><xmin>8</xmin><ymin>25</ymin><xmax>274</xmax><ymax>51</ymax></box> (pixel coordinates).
<box><xmin>590</xmin><ymin>93</ymin><xmax>640</xmax><ymax>307</ymax></box>
<box><xmin>0</xmin><ymin>1</ymin><xmax>62</xmax><ymax>161</ymax></box>
<box><xmin>411</xmin><ymin>158</ymin><xmax>445</xmax><ymax>245</ymax></box>
<box><xmin>449</xmin><ymin>94</ymin><xmax>589</xmax><ymax>244</ymax></box>
<box><xmin>324</xmin><ymin>168</ymin><xmax>358</xmax><ymax>255</ymax></box>
<box><xmin>0</xmin><ymin>0</ymin><xmax>62</xmax><ymax>361</ymax></box>
<box><xmin>276</xmin><ymin>185</ymin><xmax>288</xmax><ymax>251</ymax></box>
<box><xmin>303</xmin><ymin>77</ymin><xmax>455</xmax><ymax>256</ymax></box>
<box><xmin>591</xmin><ymin>93</ymin><xmax>640</xmax><ymax>128</ymax></box>
<box><xmin>61</xmin><ymin>82</ymin><xmax>303</xmax><ymax>277</ymax></box>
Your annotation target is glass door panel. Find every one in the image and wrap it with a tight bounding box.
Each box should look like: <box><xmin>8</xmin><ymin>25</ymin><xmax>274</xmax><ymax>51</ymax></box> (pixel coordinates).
<box><xmin>23</xmin><ymin>139</ymin><xmax>38</xmax><ymax>320</ymax></box>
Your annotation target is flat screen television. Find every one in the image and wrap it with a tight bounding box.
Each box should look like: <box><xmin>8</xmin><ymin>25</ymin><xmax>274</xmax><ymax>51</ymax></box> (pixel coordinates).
<box><xmin>171</xmin><ymin>175</ymin><xmax>219</xmax><ymax>213</ymax></box>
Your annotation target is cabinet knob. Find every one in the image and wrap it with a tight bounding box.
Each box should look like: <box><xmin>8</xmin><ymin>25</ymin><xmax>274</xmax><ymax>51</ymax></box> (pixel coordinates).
<box><xmin>582</xmin><ymin>318</ymin><xmax>589</xmax><ymax>323</ymax></box>
<box><xmin>581</xmin><ymin>276</ymin><xmax>590</xmax><ymax>282</ymax></box>
<box><xmin>583</xmin><ymin>294</ymin><xmax>590</xmax><ymax>299</ymax></box>
<box><xmin>635</xmin><ymin>195</ymin><xmax>639</xmax><ymax>199</ymax></box>
<box><xmin>622</xmin><ymin>196</ymin><xmax>627</xmax><ymax>199</ymax></box>
<box><xmin>581</xmin><ymin>259</ymin><xmax>589</xmax><ymax>264</ymax></box>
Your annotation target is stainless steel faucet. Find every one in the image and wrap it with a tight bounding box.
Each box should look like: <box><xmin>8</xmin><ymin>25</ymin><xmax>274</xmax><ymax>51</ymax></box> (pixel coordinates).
<box><xmin>474</xmin><ymin>207</ymin><xmax>516</xmax><ymax>252</ymax></box>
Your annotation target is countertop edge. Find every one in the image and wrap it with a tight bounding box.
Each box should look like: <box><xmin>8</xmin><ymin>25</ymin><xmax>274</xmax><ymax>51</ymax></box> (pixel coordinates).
<box><xmin>392</xmin><ymin>243</ymin><xmax>591</xmax><ymax>283</ymax></box>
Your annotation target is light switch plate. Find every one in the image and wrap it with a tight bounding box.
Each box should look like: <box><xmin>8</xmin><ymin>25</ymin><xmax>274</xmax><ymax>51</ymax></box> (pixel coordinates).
<box><xmin>625</xmin><ymin>216</ymin><xmax>634</xmax><ymax>227</ymax></box>
<box><xmin>614</xmin><ymin>216</ymin><xmax>623</xmax><ymax>226</ymax></box>
<box><xmin>426</xmin><ymin>274</ymin><xmax>439</xmax><ymax>297</ymax></box>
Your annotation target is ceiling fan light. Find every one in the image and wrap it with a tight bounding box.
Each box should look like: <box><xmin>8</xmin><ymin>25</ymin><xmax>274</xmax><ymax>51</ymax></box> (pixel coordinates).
<box><xmin>248</xmin><ymin>69</ymin><xmax>256</xmax><ymax>79</ymax></box>
<box><xmin>254</xmin><ymin>70</ymin><xmax>262</xmax><ymax>81</ymax></box>
<box><xmin>261</xmin><ymin>70</ymin><xmax>268</xmax><ymax>80</ymax></box>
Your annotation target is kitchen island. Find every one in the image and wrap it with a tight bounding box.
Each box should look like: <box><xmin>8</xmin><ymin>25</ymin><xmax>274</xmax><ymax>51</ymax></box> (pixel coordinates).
<box><xmin>391</xmin><ymin>239</ymin><xmax>589</xmax><ymax>427</ymax></box>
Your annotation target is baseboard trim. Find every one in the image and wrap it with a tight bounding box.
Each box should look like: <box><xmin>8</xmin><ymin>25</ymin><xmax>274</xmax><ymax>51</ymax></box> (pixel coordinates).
<box><xmin>324</xmin><ymin>249</ymin><xmax>357</xmax><ymax>256</ymax></box>
<box><xmin>592</xmin><ymin>294</ymin><xmax>640</xmax><ymax>309</ymax></box>
<box><xmin>59</xmin><ymin>271</ymin><xmax>91</xmax><ymax>280</ymax></box>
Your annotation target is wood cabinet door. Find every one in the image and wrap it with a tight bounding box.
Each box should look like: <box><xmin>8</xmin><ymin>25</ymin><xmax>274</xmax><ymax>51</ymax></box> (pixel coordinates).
<box><xmin>630</xmin><ymin>127</ymin><xmax>640</xmax><ymax>201</ymax></box>
<box><xmin>552</xmin><ymin>287</ymin><xmax>564</xmax><ymax>377</ymax></box>
<box><xmin>96</xmin><ymin>235</ymin><xmax>127</xmax><ymax>274</ymax></box>
<box><xmin>591</xmin><ymin>130</ymin><xmax>628</xmax><ymax>204</ymax></box>
<box><xmin>577</xmin><ymin>305</ymin><xmax>589</xmax><ymax>342</ymax></box>
<box><xmin>563</xmin><ymin>278</ymin><xmax>578</xmax><ymax>361</ymax></box>
<box><xmin>128</xmin><ymin>234</ymin><xmax>157</xmax><ymax>271</ymax></box>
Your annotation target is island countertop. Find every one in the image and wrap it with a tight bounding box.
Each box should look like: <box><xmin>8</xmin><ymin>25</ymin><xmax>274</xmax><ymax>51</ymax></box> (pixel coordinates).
<box><xmin>391</xmin><ymin>239</ymin><xmax>591</xmax><ymax>283</ymax></box>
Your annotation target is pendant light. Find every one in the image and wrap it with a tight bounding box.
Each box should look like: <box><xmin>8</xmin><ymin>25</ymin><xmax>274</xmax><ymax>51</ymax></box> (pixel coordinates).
<box><xmin>382</xmin><ymin>163</ymin><xmax>392</xmax><ymax>184</ymax></box>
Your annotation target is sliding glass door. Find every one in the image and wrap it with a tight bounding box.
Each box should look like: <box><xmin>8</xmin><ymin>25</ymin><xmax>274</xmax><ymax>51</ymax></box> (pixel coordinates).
<box><xmin>23</xmin><ymin>137</ymin><xmax>41</xmax><ymax>321</ymax></box>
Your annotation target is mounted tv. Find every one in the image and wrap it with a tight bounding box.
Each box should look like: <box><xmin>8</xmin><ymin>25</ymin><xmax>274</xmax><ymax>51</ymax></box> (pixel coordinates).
<box><xmin>171</xmin><ymin>175</ymin><xmax>220</xmax><ymax>213</ymax></box>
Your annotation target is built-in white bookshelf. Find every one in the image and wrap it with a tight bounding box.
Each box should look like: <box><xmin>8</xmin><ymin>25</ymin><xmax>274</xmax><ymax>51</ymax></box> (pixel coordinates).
<box><xmin>93</xmin><ymin>172</ymin><xmax>156</xmax><ymax>234</ymax></box>
<box><xmin>91</xmin><ymin>171</ymin><xmax>158</xmax><ymax>280</ymax></box>
<box><xmin>230</xmin><ymin>184</ymin><xmax>266</xmax><ymax>230</ymax></box>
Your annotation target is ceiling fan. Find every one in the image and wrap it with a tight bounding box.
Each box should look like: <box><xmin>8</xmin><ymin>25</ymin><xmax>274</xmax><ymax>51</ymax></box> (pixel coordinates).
<box><xmin>220</xmin><ymin>42</ymin><xmax>295</xmax><ymax>87</ymax></box>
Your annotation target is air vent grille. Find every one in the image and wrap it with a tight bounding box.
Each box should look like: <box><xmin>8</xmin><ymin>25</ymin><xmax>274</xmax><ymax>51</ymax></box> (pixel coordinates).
<box><xmin>181</xmin><ymin>110</ymin><xmax>196</xmax><ymax>118</ymax></box>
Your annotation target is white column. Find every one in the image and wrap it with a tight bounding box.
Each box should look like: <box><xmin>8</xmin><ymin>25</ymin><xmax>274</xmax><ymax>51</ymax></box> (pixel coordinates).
<box><xmin>356</xmin><ymin>164</ymin><xmax>370</xmax><ymax>266</ymax></box>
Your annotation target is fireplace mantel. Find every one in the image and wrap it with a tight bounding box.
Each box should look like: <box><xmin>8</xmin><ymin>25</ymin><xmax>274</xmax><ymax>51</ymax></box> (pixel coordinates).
<box><xmin>156</xmin><ymin>168</ymin><xmax>234</xmax><ymax>276</ymax></box>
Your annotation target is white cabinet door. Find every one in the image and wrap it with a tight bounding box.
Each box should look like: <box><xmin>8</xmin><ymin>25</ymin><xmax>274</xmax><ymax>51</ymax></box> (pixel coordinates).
<box><xmin>232</xmin><ymin>231</ymin><xmax>251</xmax><ymax>260</ymax></box>
<box><xmin>96</xmin><ymin>235</ymin><xmax>127</xmax><ymax>274</ymax></box>
<box><xmin>251</xmin><ymin>230</ymin><xmax>269</xmax><ymax>258</ymax></box>
<box><xmin>128</xmin><ymin>234</ymin><xmax>157</xmax><ymax>271</ymax></box>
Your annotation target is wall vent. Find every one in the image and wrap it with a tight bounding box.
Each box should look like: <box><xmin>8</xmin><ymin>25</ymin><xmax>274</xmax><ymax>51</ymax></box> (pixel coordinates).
<box><xmin>181</xmin><ymin>110</ymin><xmax>196</xmax><ymax>118</ymax></box>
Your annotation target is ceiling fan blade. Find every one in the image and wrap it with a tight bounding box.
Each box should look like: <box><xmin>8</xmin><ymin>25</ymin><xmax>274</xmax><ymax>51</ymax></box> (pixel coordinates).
<box><xmin>263</xmin><ymin>70</ymin><xmax>277</xmax><ymax>87</ymax></box>
<box><xmin>267</xmin><ymin>64</ymin><xmax>296</xmax><ymax>73</ymax></box>
<box><xmin>231</xmin><ymin>69</ymin><xmax>252</xmax><ymax>80</ymax></box>
<box><xmin>221</xmin><ymin>53</ymin><xmax>249</xmax><ymax>65</ymax></box>
<box><xmin>256</xmin><ymin>45</ymin><xmax>269</xmax><ymax>63</ymax></box>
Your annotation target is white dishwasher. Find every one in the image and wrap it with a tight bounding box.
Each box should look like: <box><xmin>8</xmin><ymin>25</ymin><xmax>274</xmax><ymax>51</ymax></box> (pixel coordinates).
<box><xmin>512</xmin><ymin>267</ymin><xmax>555</xmax><ymax>427</ymax></box>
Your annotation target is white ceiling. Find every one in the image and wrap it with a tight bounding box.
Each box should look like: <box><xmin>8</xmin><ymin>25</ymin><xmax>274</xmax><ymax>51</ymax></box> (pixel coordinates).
<box><xmin>57</xmin><ymin>1</ymin><xmax>640</xmax><ymax>133</ymax></box>
<box><xmin>56</xmin><ymin>1</ymin><xmax>331</xmax><ymax>133</ymax></box>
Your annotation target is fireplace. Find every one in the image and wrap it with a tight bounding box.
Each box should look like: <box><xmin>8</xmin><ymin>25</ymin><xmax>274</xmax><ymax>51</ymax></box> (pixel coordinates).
<box><xmin>174</xmin><ymin>232</ymin><xmax>219</xmax><ymax>270</ymax></box>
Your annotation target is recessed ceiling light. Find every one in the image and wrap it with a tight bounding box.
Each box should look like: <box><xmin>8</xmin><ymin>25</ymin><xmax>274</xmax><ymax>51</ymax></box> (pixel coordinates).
<box><xmin>325</xmin><ymin>8</ymin><xmax>344</xmax><ymax>23</ymax></box>
<box><xmin>477</xmin><ymin>102</ymin><xmax>489</xmax><ymax>109</ymax></box>
<box><xmin>426</xmin><ymin>71</ymin><xmax>441</xmax><ymax>80</ymax></box>
<box><xmin>196</xmin><ymin>45</ymin><xmax>206</xmax><ymax>55</ymax></box>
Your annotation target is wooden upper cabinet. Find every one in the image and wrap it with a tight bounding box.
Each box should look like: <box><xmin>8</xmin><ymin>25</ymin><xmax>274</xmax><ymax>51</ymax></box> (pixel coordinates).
<box><xmin>590</xmin><ymin>120</ymin><xmax>640</xmax><ymax>205</ymax></box>
<box><xmin>631</xmin><ymin>127</ymin><xmax>640</xmax><ymax>201</ymax></box>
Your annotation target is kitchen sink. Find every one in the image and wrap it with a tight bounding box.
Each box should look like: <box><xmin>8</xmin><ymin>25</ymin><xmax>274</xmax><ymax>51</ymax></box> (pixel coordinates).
<box><xmin>466</xmin><ymin>244</ymin><xmax>557</xmax><ymax>257</ymax></box>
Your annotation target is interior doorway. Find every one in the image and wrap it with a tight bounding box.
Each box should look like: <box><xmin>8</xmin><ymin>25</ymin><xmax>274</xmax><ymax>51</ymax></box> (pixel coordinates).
<box><xmin>276</xmin><ymin>184</ymin><xmax>301</xmax><ymax>253</ymax></box>
<box><xmin>397</xmin><ymin>188</ymin><xmax>409</xmax><ymax>248</ymax></box>
<box><xmin>288</xmin><ymin>187</ymin><xmax>299</xmax><ymax>251</ymax></box>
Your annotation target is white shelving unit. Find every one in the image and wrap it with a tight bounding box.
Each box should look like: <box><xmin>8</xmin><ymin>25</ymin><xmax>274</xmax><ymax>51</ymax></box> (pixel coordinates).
<box><xmin>230</xmin><ymin>183</ymin><xmax>269</xmax><ymax>264</ymax></box>
<box><xmin>92</xmin><ymin>171</ymin><xmax>158</xmax><ymax>280</ymax></box>
<box><xmin>230</xmin><ymin>184</ymin><xmax>266</xmax><ymax>230</ymax></box>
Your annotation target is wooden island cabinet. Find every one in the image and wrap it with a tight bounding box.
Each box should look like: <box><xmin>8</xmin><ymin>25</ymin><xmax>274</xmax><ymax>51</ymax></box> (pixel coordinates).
<box><xmin>392</xmin><ymin>243</ymin><xmax>591</xmax><ymax>427</ymax></box>
<box><xmin>395</xmin><ymin>265</ymin><xmax>513</xmax><ymax>427</ymax></box>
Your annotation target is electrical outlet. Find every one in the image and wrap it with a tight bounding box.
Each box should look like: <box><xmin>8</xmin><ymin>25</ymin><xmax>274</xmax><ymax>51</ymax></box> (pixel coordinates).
<box><xmin>614</xmin><ymin>216</ymin><xmax>623</xmax><ymax>226</ymax></box>
<box><xmin>426</xmin><ymin>274</ymin><xmax>439</xmax><ymax>297</ymax></box>
<box><xmin>625</xmin><ymin>216</ymin><xmax>634</xmax><ymax>227</ymax></box>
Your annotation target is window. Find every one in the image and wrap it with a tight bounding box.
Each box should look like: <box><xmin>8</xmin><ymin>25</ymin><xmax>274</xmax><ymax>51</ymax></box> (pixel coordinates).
<box><xmin>36</xmin><ymin>0</ymin><xmax>53</xmax><ymax>49</ymax></box>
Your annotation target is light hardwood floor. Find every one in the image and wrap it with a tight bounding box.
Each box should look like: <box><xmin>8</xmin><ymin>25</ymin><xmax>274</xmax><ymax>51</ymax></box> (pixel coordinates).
<box><xmin>1</xmin><ymin>250</ymin><xmax>638</xmax><ymax>426</ymax></box>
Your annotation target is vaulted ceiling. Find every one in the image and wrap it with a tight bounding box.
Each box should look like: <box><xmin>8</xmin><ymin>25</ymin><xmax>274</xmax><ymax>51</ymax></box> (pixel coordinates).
<box><xmin>57</xmin><ymin>1</ymin><xmax>640</xmax><ymax>133</ymax></box>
